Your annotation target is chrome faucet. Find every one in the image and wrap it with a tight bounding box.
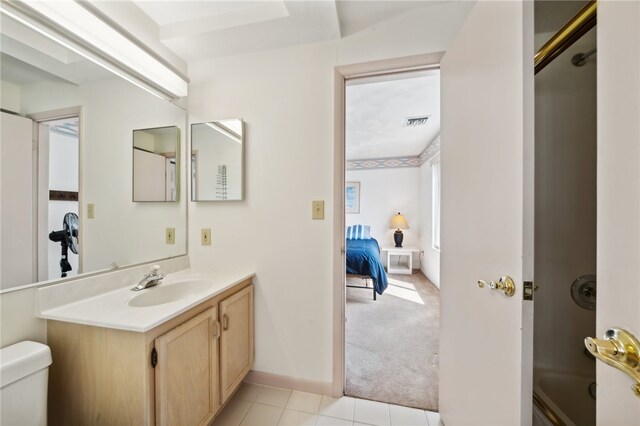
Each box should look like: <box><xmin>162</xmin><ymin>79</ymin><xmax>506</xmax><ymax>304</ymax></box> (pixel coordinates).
<box><xmin>131</xmin><ymin>265</ymin><xmax>165</xmax><ymax>291</ymax></box>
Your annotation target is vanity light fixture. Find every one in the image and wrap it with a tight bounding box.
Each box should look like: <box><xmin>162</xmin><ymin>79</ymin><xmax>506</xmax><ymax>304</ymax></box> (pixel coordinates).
<box><xmin>0</xmin><ymin>0</ymin><xmax>189</xmax><ymax>100</ymax></box>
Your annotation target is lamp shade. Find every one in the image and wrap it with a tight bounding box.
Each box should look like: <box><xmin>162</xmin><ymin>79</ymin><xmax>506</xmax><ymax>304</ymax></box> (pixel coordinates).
<box><xmin>390</xmin><ymin>212</ymin><xmax>409</xmax><ymax>230</ymax></box>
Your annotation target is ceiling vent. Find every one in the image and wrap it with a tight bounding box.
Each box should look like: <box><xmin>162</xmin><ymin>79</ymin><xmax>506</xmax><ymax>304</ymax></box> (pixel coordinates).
<box><xmin>50</xmin><ymin>121</ymin><xmax>79</xmax><ymax>137</ymax></box>
<box><xmin>404</xmin><ymin>116</ymin><xmax>430</xmax><ymax>127</ymax></box>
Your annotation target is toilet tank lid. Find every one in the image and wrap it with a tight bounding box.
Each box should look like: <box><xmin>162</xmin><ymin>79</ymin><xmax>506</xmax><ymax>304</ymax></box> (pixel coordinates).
<box><xmin>0</xmin><ymin>341</ymin><xmax>52</xmax><ymax>388</ymax></box>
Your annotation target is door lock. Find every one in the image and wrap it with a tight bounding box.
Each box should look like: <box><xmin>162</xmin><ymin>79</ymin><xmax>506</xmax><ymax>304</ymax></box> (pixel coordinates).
<box><xmin>477</xmin><ymin>276</ymin><xmax>516</xmax><ymax>297</ymax></box>
<box><xmin>585</xmin><ymin>328</ymin><xmax>640</xmax><ymax>398</ymax></box>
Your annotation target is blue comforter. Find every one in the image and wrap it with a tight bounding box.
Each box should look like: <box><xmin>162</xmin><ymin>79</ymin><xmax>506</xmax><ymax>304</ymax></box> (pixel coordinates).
<box><xmin>346</xmin><ymin>238</ymin><xmax>388</xmax><ymax>295</ymax></box>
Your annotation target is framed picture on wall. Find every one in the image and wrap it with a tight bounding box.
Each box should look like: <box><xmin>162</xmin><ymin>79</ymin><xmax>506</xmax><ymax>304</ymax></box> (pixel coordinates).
<box><xmin>345</xmin><ymin>181</ymin><xmax>360</xmax><ymax>214</ymax></box>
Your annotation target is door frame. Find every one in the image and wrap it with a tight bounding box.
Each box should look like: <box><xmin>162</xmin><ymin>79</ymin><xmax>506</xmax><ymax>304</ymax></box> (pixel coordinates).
<box><xmin>332</xmin><ymin>52</ymin><xmax>444</xmax><ymax>396</ymax></box>
<box><xmin>28</xmin><ymin>106</ymin><xmax>83</xmax><ymax>280</ymax></box>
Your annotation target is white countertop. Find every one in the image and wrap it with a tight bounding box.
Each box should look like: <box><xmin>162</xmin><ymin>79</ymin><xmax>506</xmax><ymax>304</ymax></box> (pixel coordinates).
<box><xmin>37</xmin><ymin>268</ymin><xmax>255</xmax><ymax>333</ymax></box>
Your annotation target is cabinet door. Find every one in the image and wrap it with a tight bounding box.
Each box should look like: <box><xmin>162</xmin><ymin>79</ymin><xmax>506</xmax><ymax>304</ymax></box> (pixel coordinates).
<box><xmin>155</xmin><ymin>307</ymin><xmax>220</xmax><ymax>426</ymax></box>
<box><xmin>220</xmin><ymin>285</ymin><xmax>254</xmax><ymax>403</ymax></box>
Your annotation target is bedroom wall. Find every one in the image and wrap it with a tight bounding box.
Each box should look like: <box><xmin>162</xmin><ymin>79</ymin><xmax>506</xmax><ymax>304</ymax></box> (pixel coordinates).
<box><xmin>419</xmin><ymin>157</ymin><xmax>441</xmax><ymax>287</ymax></box>
<box><xmin>345</xmin><ymin>167</ymin><xmax>421</xmax><ymax>265</ymax></box>
<box><xmin>187</xmin><ymin>1</ymin><xmax>474</xmax><ymax>385</ymax></box>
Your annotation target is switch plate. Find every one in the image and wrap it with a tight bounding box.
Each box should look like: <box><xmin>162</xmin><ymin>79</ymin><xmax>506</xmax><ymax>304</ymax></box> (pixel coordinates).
<box><xmin>312</xmin><ymin>200</ymin><xmax>324</xmax><ymax>220</ymax></box>
<box><xmin>201</xmin><ymin>228</ymin><xmax>212</xmax><ymax>246</ymax></box>
<box><xmin>166</xmin><ymin>228</ymin><xmax>175</xmax><ymax>244</ymax></box>
<box><xmin>87</xmin><ymin>203</ymin><xmax>95</xmax><ymax>219</ymax></box>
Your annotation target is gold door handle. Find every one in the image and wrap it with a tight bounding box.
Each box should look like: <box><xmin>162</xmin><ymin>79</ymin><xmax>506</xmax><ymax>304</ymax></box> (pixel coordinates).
<box><xmin>584</xmin><ymin>328</ymin><xmax>640</xmax><ymax>398</ymax></box>
<box><xmin>477</xmin><ymin>276</ymin><xmax>516</xmax><ymax>297</ymax></box>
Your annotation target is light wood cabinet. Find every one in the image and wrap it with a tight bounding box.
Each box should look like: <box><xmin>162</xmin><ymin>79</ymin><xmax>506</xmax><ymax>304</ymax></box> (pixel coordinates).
<box><xmin>155</xmin><ymin>306</ymin><xmax>219</xmax><ymax>426</ymax></box>
<box><xmin>47</xmin><ymin>279</ymin><xmax>253</xmax><ymax>426</ymax></box>
<box><xmin>220</xmin><ymin>285</ymin><xmax>254</xmax><ymax>403</ymax></box>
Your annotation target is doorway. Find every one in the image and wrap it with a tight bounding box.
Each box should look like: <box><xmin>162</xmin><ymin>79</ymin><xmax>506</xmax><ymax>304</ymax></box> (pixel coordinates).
<box><xmin>532</xmin><ymin>2</ymin><xmax>597</xmax><ymax>425</ymax></box>
<box><xmin>32</xmin><ymin>110</ymin><xmax>82</xmax><ymax>281</ymax></box>
<box><xmin>335</xmin><ymin>55</ymin><xmax>443</xmax><ymax>411</ymax></box>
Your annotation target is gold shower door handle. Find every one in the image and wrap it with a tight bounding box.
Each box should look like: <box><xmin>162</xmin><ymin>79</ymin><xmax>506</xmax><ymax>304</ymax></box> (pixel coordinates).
<box><xmin>477</xmin><ymin>276</ymin><xmax>516</xmax><ymax>297</ymax></box>
<box><xmin>584</xmin><ymin>328</ymin><xmax>640</xmax><ymax>398</ymax></box>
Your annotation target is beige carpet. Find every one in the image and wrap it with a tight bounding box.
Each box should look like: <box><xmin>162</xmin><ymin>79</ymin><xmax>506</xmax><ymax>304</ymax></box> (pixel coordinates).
<box><xmin>345</xmin><ymin>272</ymin><xmax>440</xmax><ymax>411</ymax></box>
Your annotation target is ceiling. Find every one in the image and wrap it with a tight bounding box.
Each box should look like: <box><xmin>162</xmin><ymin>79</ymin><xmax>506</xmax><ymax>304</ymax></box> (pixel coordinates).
<box><xmin>335</xmin><ymin>1</ymin><xmax>449</xmax><ymax>36</ymax></box>
<box><xmin>132</xmin><ymin>0</ymin><xmax>449</xmax><ymax>63</ymax></box>
<box><xmin>346</xmin><ymin>69</ymin><xmax>440</xmax><ymax>160</ymax></box>
<box><xmin>1</xmin><ymin>0</ymin><xmax>591</xmax><ymax>95</ymax></box>
<box><xmin>130</xmin><ymin>0</ymin><xmax>594</xmax><ymax>64</ymax></box>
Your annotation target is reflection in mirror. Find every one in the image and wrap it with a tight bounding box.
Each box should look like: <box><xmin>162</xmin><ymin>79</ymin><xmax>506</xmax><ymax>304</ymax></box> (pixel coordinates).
<box><xmin>0</xmin><ymin>12</ymin><xmax>187</xmax><ymax>290</ymax></box>
<box><xmin>191</xmin><ymin>120</ymin><xmax>244</xmax><ymax>201</ymax></box>
<box><xmin>133</xmin><ymin>126</ymin><xmax>180</xmax><ymax>202</ymax></box>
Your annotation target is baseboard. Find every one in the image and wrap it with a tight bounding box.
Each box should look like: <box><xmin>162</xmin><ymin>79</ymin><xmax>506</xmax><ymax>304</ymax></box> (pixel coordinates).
<box><xmin>244</xmin><ymin>370</ymin><xmax>334</xmax><ymax>396</ymax></box>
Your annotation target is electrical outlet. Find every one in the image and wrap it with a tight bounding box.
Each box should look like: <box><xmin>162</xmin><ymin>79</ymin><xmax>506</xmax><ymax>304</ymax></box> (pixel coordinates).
<box><xmin>312</xmin><ymin>200</ymin><xmax>324</xmax><ymax>220</ymax></box>
<box><xmin>87</xmin><ymin>203</ymin><xmax>95</xmax><ymax>219</ymax></box>
<box><xmin>201</xmin><ymin>228</ymin><xmax>212</xmax><ymax>246</ymax></box>
<box><xmin>166</xmin><ymin>228</ymin><xmax>175</xmax><ymax>244</ymax></box>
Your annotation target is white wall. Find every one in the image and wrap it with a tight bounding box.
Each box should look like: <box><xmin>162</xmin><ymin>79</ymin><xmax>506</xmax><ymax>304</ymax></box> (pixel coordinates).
<box><xmin>187</xmin><ymin>1</ymin><xmax>473</xmax><ymax>385</ymax></box>
<box><xmin>0</xmin><ymin>80</ymin><xmax>21</xmax><ymax>113</ymax></box>
<box><xmin>0</xmin><ymin>286</ymin><xmax>47</xmax><ymax>348</ymax></box>
<box><xmin>189</xmin><ymin>41</ymin><xmax>336</xmax><ymax>384</ymax></box>
<box><xmin>345</xmin><ymin>167</ymin><xmax>421</xmax><ymax>263</ymax></box>
<box><xmin>533</xmin><ymin>29</ymin><xmax>596</xmax><ymax>376</ymax></box>
<box><xmin>419</xmin><ymin>158</ymin><xmax>440</xmax><ymax>287</ymax></box>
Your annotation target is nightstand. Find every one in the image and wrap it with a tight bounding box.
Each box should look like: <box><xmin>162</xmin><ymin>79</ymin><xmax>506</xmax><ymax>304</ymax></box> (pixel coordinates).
<box><xmin>382</xmin><ymin>246</ymin><xmax>420</xmax><ymax>275</ymax></box>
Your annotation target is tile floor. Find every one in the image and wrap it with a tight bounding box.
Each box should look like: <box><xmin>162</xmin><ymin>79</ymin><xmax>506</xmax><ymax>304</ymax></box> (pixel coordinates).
<box><xmin>212</xmin><ymin>383</ymin><xmax>443</xmax><ymax>426</ymax></box>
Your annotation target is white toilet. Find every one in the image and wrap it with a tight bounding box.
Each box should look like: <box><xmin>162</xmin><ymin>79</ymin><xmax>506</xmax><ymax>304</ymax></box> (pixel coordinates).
<box><xmin>0</xmin><ymin>341</ymin><xmax>52</xmax><ymax>426</ymax></box>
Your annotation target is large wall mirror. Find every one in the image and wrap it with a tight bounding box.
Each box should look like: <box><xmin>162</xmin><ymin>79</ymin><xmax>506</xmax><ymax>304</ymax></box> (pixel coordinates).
<box><xmin>191</xmin><ymin>120</ymin><xmax>245</xmax><ymax>201</ymax></box>
<box><xmin>133</xmin><ymin>126</ymin><xmax>180</xmax><ymax>202</ymax></box>
<box><xmin>0</xmin><ymin>12</ymin><xmax>187</xmax><ymax>290</ymax></box>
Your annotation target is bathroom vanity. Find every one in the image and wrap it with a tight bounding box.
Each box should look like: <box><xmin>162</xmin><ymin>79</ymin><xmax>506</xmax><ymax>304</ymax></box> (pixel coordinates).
<box><xmin>38</xmin><ymin>269</ymin><xmax>254</xmax><ymax>426</ymax></box>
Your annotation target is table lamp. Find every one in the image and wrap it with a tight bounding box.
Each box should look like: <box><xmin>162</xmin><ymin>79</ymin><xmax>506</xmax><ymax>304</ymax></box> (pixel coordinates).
<box><xmin>390</xmin><ymin>212</ymin><xmax>409</xmax><ymax>247</ymax></box>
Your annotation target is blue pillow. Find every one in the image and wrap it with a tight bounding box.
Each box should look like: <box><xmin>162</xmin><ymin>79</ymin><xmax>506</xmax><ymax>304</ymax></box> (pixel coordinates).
<box><xmin>346</xmin><ymin>225</ymin><xmax>371</xmax><ymax>240</ymax></box>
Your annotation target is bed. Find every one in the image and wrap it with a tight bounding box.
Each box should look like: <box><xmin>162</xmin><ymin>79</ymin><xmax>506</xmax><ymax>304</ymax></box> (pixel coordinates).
<box><xmin>346</xmin><ymin>237</ymin><xmax>388</xmax><ymax>300</ymax></box>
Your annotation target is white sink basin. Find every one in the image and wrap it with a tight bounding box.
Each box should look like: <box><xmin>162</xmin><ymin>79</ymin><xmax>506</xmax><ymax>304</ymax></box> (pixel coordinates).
<box><xmin>128</xmin><ymin>279</ymin><xmax>213</xmax><ymax>307</ymax></box>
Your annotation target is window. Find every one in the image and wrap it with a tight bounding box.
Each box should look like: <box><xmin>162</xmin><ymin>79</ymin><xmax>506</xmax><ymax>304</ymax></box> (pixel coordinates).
<box><xmin>432</xmin><ymin>158</ymin><xmax>441</xmax><ymax>251</ymax></box>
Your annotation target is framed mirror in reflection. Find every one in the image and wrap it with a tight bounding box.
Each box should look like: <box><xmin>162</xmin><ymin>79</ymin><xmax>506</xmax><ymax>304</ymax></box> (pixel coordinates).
<box><xmin>0</xmin><ymin>12</ymin><xmax>187</xmax><ymax>291</ymax></box>
<box><xmin>191</xmin><ymin>120</ymin><xmax>245</xmax><ymax>201</ymax></box>
<box><xmin>133</xmin><ymin>126</ymin><xmax>180</xmax><ymax>202</ymax></box>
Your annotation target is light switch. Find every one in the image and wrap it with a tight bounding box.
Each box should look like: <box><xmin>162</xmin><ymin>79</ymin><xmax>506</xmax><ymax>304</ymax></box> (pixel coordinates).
<box><xmin>312</xmin><ymin>200</ymin><xmax>324</xmax><ymax>220</ymax></box>
<box><xmin>166</xmin><ymin>228</ymin><xmax>175</xmax><ymax>244</ymax></box>
<box><xmin>201</xmin><ymin>228</ymin><xmax>212</xmax><ymax>246</ymax></box>
<box><xmin>87</xmin><ymin>203</ymin><xmax>95</xmax><ymax>219</ymax></box>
